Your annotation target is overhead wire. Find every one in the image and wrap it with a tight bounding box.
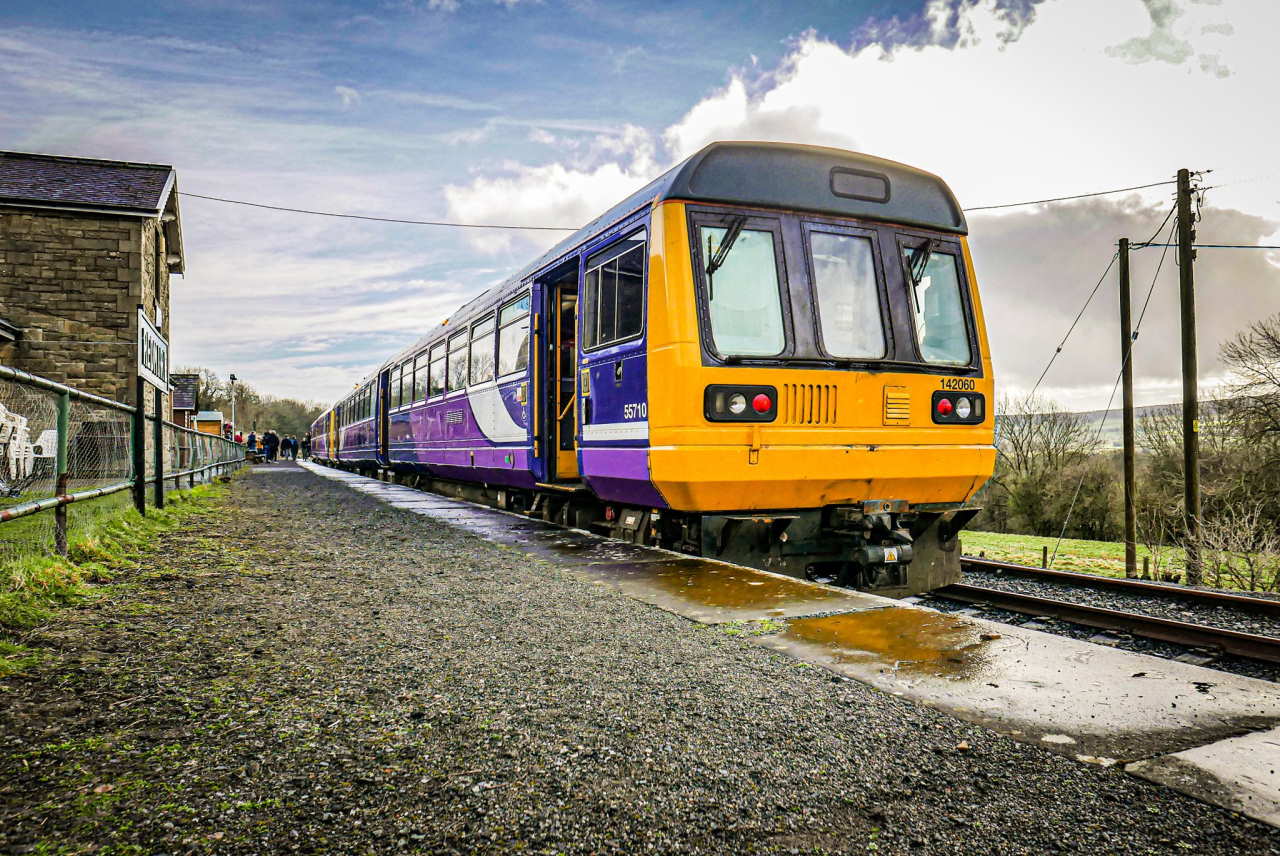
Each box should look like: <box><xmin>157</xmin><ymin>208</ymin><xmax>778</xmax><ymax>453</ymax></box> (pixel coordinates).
<box><xmin>177</xmin><ymin>176</ymin><xmax>1186</xmax><ymax>231</ymax></box>
<box><xmin>961</xmin><ymin>179</ymin><xmax>1177</xmax><ymax>212</ymax></box>
<box><xmin>1046</xmin><ymin>211</ymin><xmax>1179</xmax><ymax>569</ymax></box>
<box><xmin>1026</xmin><ymin>252</ymin><xmax>1119</xmax><ymax>401</ymax></box>
<box><xmin>1135</xmin><ymin>243</ymin><xmax>1280</xmax><ymax>250</ymax></box>
<box><xmin>177</xmin><ymin>191</ymin><xmax>580</xmax><ymax>231</ymax></box>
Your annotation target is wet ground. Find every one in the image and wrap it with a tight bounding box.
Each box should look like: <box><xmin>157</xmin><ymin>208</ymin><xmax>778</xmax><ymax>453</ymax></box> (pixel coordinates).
<box><xmin>1</xmin><ymin>463</ymin><xmax>1277</xmax><ymax>854</ymax></box>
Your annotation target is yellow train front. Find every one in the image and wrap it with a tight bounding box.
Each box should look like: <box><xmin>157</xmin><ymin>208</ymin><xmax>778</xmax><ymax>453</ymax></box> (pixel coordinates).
<box><xmin>638</xmin><ymin>143</ymin><xmax>995</xmax><ymax>596</ymax></box>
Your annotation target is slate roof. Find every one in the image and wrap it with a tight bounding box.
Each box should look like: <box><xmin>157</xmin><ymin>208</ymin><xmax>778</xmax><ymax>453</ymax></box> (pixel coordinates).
<box><xmin>0</xmin><ymin>151</ymin><xmax>175</xmax><ymax>216</ymax></box>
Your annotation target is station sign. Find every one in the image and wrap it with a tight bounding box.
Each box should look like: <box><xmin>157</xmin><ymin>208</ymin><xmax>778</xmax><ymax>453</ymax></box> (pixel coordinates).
<box><xmin>137</xmin><ymin>307</ymin><xmax>169</xmax><ymax>392</ymax></box>
<box><xmin>170</xmin><ymin>373</ymin><xmax>199</xmax><ymax>411</ymax></box>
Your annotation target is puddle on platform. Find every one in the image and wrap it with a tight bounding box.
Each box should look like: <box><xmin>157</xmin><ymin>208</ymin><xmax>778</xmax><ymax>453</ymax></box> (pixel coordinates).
<box><xmin>579</xmin><ymin>558</ymin><xmax>890</xmax><ymax>623</ymax></box>
<box><xmin>774</xmin><ymin>609</ymin><xmax>992</xmax><ymax>679</ymax></box>
<box><xmin>518</xmin><ymin>530</ymin><xmax>663</xmax><ymax>565</ymax></box>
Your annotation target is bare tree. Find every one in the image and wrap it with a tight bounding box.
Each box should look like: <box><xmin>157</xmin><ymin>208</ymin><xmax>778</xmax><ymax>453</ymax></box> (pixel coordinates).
<box><xmin>1221</xmin><ymin>312</ymin><xmax>1280</xmax><ymax>441</ymax></box>
<box><xmin>1199</xmin><ymin>500</ymin><xmax>1280</xmax><ymax>592</ymax></box>
<box><xmin>995</xmin><ymin>394</ymin><xmax>1100</xmax><ymax>481</ymax></box>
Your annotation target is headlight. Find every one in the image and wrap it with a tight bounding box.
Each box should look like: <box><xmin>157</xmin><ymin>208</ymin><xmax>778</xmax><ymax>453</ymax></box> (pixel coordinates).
<box><xmin>705</xmin><ymin>385</ymin><xmax>777</xmax><ymax>422</ymax></box>
<box><xmin>955</xmin><ymin>397</ymin><xmax>972</xmax><ymax>419</ymax></box>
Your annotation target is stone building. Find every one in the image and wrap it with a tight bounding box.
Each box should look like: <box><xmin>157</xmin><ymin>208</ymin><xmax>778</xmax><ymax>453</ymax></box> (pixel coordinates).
<box><xmin>0</xmin><ymin>150</ymin><xmax>185</xmax><ymax>410</ymax></box>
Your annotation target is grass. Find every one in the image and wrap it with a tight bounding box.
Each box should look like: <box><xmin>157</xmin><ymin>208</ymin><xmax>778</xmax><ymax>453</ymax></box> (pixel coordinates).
<box><xmin>0</xmin><ymin>480</ymin><xmax>232</xmax><ymax>675</ymax></box>
<box><xmin>961</xmin><ymin>529</ymin><xmax>1188</xmax><ymax>581</ymax></box>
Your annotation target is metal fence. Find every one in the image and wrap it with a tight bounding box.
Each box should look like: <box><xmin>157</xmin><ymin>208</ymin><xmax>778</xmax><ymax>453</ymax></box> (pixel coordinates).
<box><xmin>0</xmin><ymin>364</ymin><xmax>246</xmax><ymax>568</ymax></box>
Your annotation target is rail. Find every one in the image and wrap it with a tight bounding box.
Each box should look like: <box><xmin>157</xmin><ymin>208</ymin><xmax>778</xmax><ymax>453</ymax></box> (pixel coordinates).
<box><xmin>939</xmin><ymin>580</ymin><xmax>1280</xmax><ymax>663</ymax></box>
<box><xmin>960</xmin><ymin>555</ymin><xmax>1280</xmax><ymax>617</ymax></box>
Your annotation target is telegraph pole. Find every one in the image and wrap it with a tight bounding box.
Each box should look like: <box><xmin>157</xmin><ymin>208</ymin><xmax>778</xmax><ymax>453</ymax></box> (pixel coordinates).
<box><xmin>1176</xmin><ymin>168</ymin><xmax>1202</xmax><ymax>585</ymax></box>
<box><xmin>1118</xmin><ymin>238</ymin><xmax>1137</xmax><ymax>578</ymax></box>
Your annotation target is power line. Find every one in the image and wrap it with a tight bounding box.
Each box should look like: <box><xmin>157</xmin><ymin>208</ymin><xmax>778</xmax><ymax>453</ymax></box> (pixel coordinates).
<box><xmin>179</xmin><ymin>176</ymin><xmax>1190</xmax><ymax>230</ymax></box>
<box><xmin>1047</xmin><ymin>213</ymin><xmax>1177</xmax><ymax>569</ymax></box>
<box><xmin>1135</xmin><ymin>243</ymin><xmax>1280</xmax><ymax>250</ymax></box>
<box><xmin>177</xmin><ymin>191</ymin><xmax>580</xmax><ymax>231</ymax></box>
<box><xmin>1027</xmin><ymin>252</ymin><xmax>1119</xmax><ymax>400</ymax></box>
<box><xmin>962</xmin><ymin>179</ymin><xmax>1177</xmax><ymax>213</ymax></box>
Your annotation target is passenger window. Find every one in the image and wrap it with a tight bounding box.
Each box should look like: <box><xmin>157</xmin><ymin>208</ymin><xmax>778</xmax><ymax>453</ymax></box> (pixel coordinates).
<box><xmin>470</xmin><ymin>316</ymin><xmax>496</xmax><ymax>385</ymax></box>
<box><xmin>902</xmin><ymin>246</ymin><xmax>971</xmax><ymax>366</ymax></box>
<box><xmin>583</xmin><ymin>230</ymin><xmax>646</xmax><ymax>350</ymax></box>
<box><xmin>447</xmin><ymin>333</ymin><xmax>468</xmax><ymax>392</ymax></box>
<box><xmin>390</xmin><ymin>365</ymin><xmax>402</xmax><ymax>409</ymax></box>
<box><xmin>428</xmin><ymin>343</ymin><xmax>446</xmax><ymax>398</ymax></box>
<box><xmin>698</xmin><ymin>224</ymin><xmax>785</xmax><ymax>357</ymax></box>
<box><xmin>403</xmin><ymin>360</ymin><xmax>416</xmax><ymax>405</ymax></box>
<box><xmin>498</xmin><ymin>295</ymin><xmax>530</xmax><ymax>376</ymax></box>
<box><xmin>810</xmin><ymin>231</ymin><xmax>886</xmax><ymax>359</ymax></box>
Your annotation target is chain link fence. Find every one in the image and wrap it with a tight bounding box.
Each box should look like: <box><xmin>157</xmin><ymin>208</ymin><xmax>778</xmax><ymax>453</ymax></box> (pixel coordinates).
<box><xmin>0</xmin><ymin>365</ymin><xmax>246</xmax><ymax>571</ymax></box>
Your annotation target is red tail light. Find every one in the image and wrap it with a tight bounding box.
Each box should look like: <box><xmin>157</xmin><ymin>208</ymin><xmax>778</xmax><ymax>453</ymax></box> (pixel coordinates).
<box><xmin>752</xmin><ymin>393</ymin><xmax>772</xmax><ymax>413</ymax></box>
<box><xmin>936</xmin><ymin>397</ymin><xmax>954</xmax><ymax>416</ymax></box>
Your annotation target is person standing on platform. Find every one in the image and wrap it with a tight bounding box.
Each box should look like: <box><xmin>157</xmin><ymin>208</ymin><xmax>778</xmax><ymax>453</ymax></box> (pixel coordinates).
<box><xmin>263</xmin><ymin>430</ymin><xmax>279</xmax><ymax>463</ymax></box>
<box><xmin>302</xmin><ymin>432</ymin><xmax>312</xmax><ymax>460</ymax></box>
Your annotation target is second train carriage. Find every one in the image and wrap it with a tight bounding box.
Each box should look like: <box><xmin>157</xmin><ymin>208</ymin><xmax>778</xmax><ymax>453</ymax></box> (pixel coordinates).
<box><xmin>311</xmin><ymin>141</ymin><xmax>996</xmax><ymax>596</ymax></box>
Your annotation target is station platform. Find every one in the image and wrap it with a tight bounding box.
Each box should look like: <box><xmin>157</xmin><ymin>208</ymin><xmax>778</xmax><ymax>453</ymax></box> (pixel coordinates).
<box><xmin>302</xmin><ymin>461</ymin><xmax>1280</xmax><ymax>828</ymax></box>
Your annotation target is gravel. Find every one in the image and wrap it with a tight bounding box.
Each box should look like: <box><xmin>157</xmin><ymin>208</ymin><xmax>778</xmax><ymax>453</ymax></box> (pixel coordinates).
<box><xmin>2</xmin><ymin>463</ymin><xmax>1277</xmax><ymax>855</ymax></box>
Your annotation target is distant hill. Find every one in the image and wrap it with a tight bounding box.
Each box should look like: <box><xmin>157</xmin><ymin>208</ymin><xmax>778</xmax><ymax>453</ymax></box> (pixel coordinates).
<box><xmin>1072</xmin><ymin>405</ymin><xmax>1168</xmax><ymax>449</ymax></box>
<box><xmin>997</xmin><ymin>402</ymin><xmax>1217</xmax><ymax>451</ymax></box>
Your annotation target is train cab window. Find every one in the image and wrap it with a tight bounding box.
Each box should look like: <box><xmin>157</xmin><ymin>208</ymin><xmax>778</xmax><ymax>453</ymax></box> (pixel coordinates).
<box><xmin>696</xmin><ymin>222</ymin><xmax>785</xmax><ymax>357</ymax></box>
<box><xmin>469</xmin><ymin>316</ymin><xmax>496</xmax><ymax>385</ymax></box>
<box><xmin>446</xmin><ymin>332</ymin><xmax>468</xmax><ymax>392</ymax></box>
<box><xmin>809</xmin><ymin>231</ymin><xmax>886</xmax><ymax>359</ymax></box>
<box><xmin>901</xmin><ymin>245</ymin><xmax>971</xmax><ymax>366</ymax></box>
<box><xmin>428</xmin><ymin>343</ymin><xmax>446</xmax><ymax>398</ymax></box>
<box><xmin>583</xmin><ymin>230</ymin><xmax>646</xmax><ymax>350</ymax></box>
<box><xmin>497</xmin><ymin>294</ymin><xmax>530</xmax><ymax>376</ymax></box>
<box><xmin>412</xmin><ymin>352</ymin><xmax>427</xmax><ymax>403</ymax></box>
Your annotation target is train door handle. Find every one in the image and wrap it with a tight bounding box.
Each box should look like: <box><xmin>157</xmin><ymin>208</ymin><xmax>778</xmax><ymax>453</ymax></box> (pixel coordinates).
<box><xmin>614</xmin><ymin>361</ymin><xmax>623</xmax><ymax>385</ymax></box>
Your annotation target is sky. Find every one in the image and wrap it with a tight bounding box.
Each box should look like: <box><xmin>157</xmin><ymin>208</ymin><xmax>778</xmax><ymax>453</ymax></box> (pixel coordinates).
<box><xmin>2</xmin><ymin>0</ymin><xmax>1278</xmax><ymax>410</ymax></box>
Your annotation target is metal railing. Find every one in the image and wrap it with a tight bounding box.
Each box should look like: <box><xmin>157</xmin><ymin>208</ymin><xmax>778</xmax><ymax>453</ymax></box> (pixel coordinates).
<box><xmin>0</xmin><ymin>364</ymin><xmax>246</xmax><ymax>564</ymax></box>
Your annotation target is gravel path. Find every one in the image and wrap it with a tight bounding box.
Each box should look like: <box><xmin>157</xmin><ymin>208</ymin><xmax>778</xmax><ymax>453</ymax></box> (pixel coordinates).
<box><xmin>2</xmin><ymin>465</ymin><xmax>1277</xmax><ymax>855</ymax></box>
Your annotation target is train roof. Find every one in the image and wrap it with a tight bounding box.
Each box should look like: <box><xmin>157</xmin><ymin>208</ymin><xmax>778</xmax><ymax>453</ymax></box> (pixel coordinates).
<box><xmin>366</xmin><ymin>141</ymin><xmax>967</xmax><ymax>382</ymax></box>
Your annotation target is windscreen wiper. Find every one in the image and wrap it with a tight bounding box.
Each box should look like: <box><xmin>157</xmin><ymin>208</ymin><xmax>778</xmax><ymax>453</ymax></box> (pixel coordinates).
<box><xmin>905</xmin><ymin>239</ymin><xmax>936</xmax><ymax>311</ymax></box>
<box><xmin>705</xmin><ymin>215</ymin><xmax>747</xmax><ymax>300</ymax></box>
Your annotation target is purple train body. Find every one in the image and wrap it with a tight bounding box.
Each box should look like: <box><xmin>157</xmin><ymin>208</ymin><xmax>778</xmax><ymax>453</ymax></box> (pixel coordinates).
<box><xmin>310</xmin><ymin>201</ymin><xmax>663</xmax><ymax>508</ymax></box>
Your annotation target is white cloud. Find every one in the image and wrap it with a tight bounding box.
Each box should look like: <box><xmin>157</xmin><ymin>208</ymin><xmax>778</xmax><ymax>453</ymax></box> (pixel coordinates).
<box><xmin>334</xmin><ymin>85</ymin><xmax>361</xmax><ymax>108</ymax></box>
<box><xmin>441</xmin><ymin>0</ymin><xmax>1280</xmax><ymax>408</ymax></box>
<box><xmin>443</xmin><ymin>123</ymin><xmax>659</xmax><ymax>252</ymax></box>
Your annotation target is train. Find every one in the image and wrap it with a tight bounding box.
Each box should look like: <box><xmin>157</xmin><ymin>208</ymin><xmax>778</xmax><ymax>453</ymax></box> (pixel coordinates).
<box><xmin>310</xmin><ymin>142</ymin><xmax>995</xmax><ymax>596</ymax></box>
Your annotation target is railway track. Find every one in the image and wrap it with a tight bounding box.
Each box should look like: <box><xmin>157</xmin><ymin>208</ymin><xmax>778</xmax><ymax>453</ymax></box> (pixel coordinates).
<box><xmin>940</xmin><ymin>556</ymin><xmax>1280</xmax><ymax>664</ymax></box>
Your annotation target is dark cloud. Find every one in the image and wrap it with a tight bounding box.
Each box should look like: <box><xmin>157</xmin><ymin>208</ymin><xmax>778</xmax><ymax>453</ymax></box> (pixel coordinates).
<box><xmin>852</xmin><ymin>0</ymin><xmax>1046</xmax><ymax>52</ymax></box>
<box><xmin>968</xmin><ymin>196</ymin><xmax>1280</xmax><ymax>402</ymax></box>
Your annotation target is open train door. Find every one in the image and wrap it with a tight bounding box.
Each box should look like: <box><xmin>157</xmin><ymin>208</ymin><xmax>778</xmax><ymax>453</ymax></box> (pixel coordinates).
<box><xmin>534</xmin><ymin>259</ymin><xmax>580</xmax><ymax>482</ymax></box>
<box><xmin>376</xmin><ymin>368</ymin><xmax>390</xmax><ymax>467</ymax></box>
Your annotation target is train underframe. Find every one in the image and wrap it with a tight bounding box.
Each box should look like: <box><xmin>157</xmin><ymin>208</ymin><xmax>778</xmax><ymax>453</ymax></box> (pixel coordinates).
<box><xmin>323</xmin><ymin>460</ymin><xmax>975</xmax><ymax>597</ymax></box>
